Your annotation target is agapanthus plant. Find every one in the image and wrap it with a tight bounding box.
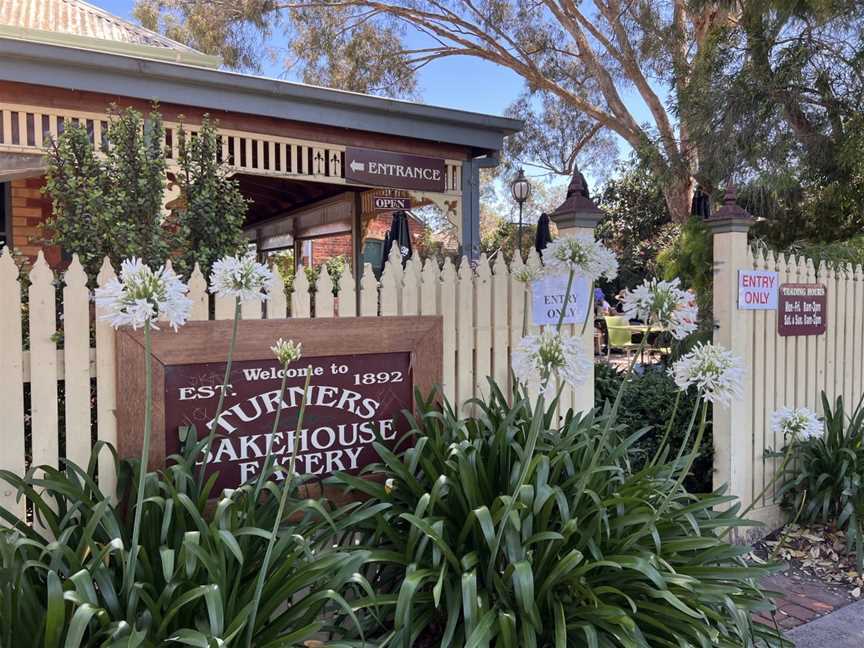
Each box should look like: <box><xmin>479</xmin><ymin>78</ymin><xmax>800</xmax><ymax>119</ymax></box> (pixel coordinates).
<box><xmin>772</xmin><ymin>406</ymin><xmax>822</xmax><ymax>441</ymax></box>
<box><xmin>199</xmin><ymin>253</ymin><xmax>275</xmax><ymax>489</ymax></box>
<box><xmin>512</xmin><ymin>329</ymin><xmax>591</xmax><ymax>397</ymax></box>
<box><xmin>94</xmin><ymin>257</ymin><xmax>191</xmax><ymax>594</ymax></box>
<box><xmin>543</xmin><ymin>234</ymin><xmax>618</xmax><ymax>281</ymax></box>
<box><xmin>621</xmin><ymin>277</ymin><xmax>698</xmax><ymax>339</ymax></box>
<box><xmin>670</xmin><ymin>342</ymin><xmax>745</xmax><ymax>406</ymax></box>
<box><xmin>94</xmin><ymin>257</ymin><xmax>191</xmax><ymax>330</ymax></box>
<box><xmin>209</xmin><ymin>253</ymin><xmax>274</xmax><ymax>301</ymax></box>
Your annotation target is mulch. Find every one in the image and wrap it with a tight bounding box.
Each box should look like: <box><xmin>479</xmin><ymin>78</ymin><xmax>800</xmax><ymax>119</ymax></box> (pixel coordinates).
<box><xmin>750</xmin><ymin>524</ymin><xmax>863</xmax><ymax>630</ymax></box>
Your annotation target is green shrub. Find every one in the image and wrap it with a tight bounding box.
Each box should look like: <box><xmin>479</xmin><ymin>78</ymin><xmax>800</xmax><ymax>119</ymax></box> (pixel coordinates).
<box><xmin>779</xmin><ymin>393</ymin><xmax>864</xmax><ymax>569</ymax></box>
<box><xmin>0</xmin><ymin>435</ymin><xmax>370</xmax><ymax>645</ymax></box>
<box><xmin>595</xmin><ymin>362</ymin><xmax>713</xmax><ymax>493</ymax></box>
<box><xmin>334</xmin><ymin>384</ymin><xmax>781</xmax><ymax>647</ymax></box>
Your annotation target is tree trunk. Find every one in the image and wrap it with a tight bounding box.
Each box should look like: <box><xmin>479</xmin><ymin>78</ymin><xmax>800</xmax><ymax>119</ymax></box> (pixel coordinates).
<box><xmin>663</xmin><ymin>177</ymin><xmax>695</xmax><ymax>224</ymax></box>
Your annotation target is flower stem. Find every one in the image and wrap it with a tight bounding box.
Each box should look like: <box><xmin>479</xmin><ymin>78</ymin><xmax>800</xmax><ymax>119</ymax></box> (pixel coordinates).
<box><xmin>650</xmin><ymin>390</ymin><xmax>682</xmax><ymax>467</ymax></box>
<box><xmin>245</xmin><ymin>366</ymin><xmax>313</xmax><ymax>648</ymax></box>
<box><xmin>580</xmin><ymin>280</ymin><xmax>593</xmax><ymax>336</ymax></box>
<box><xmin>197</xmin><ymin>297</ymin><xmax>241</xmax><ymax>492</ymax></box>
<box><xmin>125</xmin><ymin>323</ymin><xmax>152</xmax><ymax>595</ymax></box>
<box><xmin>254</xmin><ymin>362</ymin><xmax>292</xmax><ymax>497</ymax></box>
<box><xmin>721</xmin><ymin>447</ymin><xmax>795</xmax><ymax>539</ymax></box>
<box><xmin>658</xmin><ymin>399</ymin><xmax>709</xmax><ymax>517</ymax></box>
<box><xmin>556</xmin><ymin>269</ymin><xmax>575</xmax><ymax>332</ymax></box>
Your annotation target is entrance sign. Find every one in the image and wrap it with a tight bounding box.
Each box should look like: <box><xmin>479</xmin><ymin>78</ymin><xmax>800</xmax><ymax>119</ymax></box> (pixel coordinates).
<box><xmin>116</xmin><ymin>317</ymin><xmax>442</xmax><ymax>493</ymax></box>
<box><xmin>738</xmin><ymin>270</ymin><xmax>779</xmax><ymax>310</ymax></box>
<box><xmin>778</xmin><ymin>283</ymin><xmax>827</xmax><ymax>336</ymax></box>
<box><xmin>346</xmin><ymin>147</ymin><xmax>446</xmax><ymax>192</ymax></box>
<box><xmin>531</xmin><ymin>273</ymin><xmax>592</xmax><ymax>326</ymax></box>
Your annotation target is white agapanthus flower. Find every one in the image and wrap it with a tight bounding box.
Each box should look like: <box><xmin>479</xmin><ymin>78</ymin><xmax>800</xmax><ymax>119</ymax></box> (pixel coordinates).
<box><xmin>271</xmin><ymin>338</ymin><xmax>302</xmax><ymax>366</ymax></box>
<box><xmin>543</xmin><ymin>234</ymin><xmax>618</xmax><ymax>281</ymax></box>
<box><xmin>209</xmin><ymin>254</ymin><xmax>274</xmax><ymax>301</ymax></box>
<box><xmin>94</xmin><ymin>258</ymin><xmax>191</xmax><ymax>331</ymax></box>
<box><xmin>670</xmin><ymin>342</ymin><xmax>745</xmax><ymax>406</ymax></box>
<box><xmin>513</xmin><ymin>266</ymin><xmax>541</xmax><ymax>284</ymax></box>
<box><xmin>512</xmin><ymin>329</ymin><xmax>592</xmax><ymax>397</ymax></box>
<box><xmin>772</xmin><ymin>407</ymin><xmax>822</xmax><ymax>441</ymax></box>
<box><xmin>620</xmin><ymin>278</ymin><xmax>698</xmax><ymax>340</ymax></box>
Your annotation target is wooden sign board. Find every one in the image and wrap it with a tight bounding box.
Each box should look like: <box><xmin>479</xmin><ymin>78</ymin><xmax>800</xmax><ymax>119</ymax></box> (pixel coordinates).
<box><xmin>778</xmin><ymin>283</ymin><xmax>827</xmax><ymax>336</ymax></box>
<box><xmin>345</xmin><ymin>147</ymin><xmax>446</xmax><ymax>192</ymax></box>
<box><xmin>116</xmin><ymin>317</ymin><xmax>442</xmax><ymax>494</ymax></box>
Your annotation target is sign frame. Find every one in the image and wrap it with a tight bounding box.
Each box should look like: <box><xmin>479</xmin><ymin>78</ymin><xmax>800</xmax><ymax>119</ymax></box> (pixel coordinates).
<box><xmin>345</xmin><ymin>147</ymin><xmax>447</xmax><ymax>192</ymax></box>
<box><xmin>778</xmin><ymin>283</ymin><xmax>827</xmax><ymax>337</ymax></box>
<box><xmin>737</xmin><ymin>269</ymin><xmax>779</xmax><ymax>310</ymax></box>
<box><xmin>116</xmin><ymin>316</ymin><xmax>442</xmax><ymax>495</ymax></box>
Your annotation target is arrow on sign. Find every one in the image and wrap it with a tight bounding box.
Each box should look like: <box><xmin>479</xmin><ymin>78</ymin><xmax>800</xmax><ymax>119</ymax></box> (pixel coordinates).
<box><xmin>349</xmin><ymin>160</ymin><xmax>365</xmax><ymax>173</ymax></box>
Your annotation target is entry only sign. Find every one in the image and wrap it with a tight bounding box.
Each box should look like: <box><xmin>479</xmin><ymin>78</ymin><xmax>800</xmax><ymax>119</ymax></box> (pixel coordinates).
<box><xmin>778</xmin><ymin>283</ymin><xmax>827</xmax><ymax>337</ymax></box>
<box><xmin>531</xmin><ymin>273</ymin><xmax>592</xmax><ymax>326</ymax></box>
<box><xmin>738</xmin><ymin>270</ymin><xmax>779</xmax><ymax>310</ymax></box>
<box><xmin>116</xmin><ymin>317</ymin><xmax>442</xmax><ymax>493</ymax></box>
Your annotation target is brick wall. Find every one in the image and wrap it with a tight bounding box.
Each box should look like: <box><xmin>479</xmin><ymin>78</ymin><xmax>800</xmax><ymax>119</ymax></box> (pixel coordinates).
<box><xmin>8</xmin><ymin>175</ymin><xmax>61</xmax><ymax>267</ymax></box>
<box><xmin>309</xmin><ymin>213</ymin><xmax>427</xmax><ymax>268</ymax></box>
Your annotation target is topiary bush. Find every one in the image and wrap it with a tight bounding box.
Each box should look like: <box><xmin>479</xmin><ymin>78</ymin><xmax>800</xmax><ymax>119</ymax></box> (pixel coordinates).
<box><xmin>334</xmin><ymin>384</ymin><xmax>781</xmax><ymax>647</ymax></box>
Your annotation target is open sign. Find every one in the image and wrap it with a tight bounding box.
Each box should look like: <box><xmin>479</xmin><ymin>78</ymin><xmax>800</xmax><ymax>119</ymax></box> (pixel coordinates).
<box><xmin>373</xmin><ymin>196</ymin><xmax>411</xmax><ymax>211</ymax></box>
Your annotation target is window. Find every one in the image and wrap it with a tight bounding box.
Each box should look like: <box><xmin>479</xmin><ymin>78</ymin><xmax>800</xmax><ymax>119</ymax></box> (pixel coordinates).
<box><xmin>0</xmin><ymin>182</ymin><xmax>8</xmax><ymax>250</ymax></box>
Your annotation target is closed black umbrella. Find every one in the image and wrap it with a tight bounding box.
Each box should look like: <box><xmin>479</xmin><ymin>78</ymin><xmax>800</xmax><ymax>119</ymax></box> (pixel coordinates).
<box><xmin>534</xmin><ymin>212</ymin><xmax>553</xmax><ymax>256</ymax></box>
<box><xmin>381</xmin><ymin>210</ymin><xmax>413</xmax><ymax>272</ymax></box>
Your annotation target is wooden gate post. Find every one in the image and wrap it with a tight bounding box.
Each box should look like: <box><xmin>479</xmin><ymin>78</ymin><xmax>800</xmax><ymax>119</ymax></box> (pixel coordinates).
<box><xmin>549</xmin><ymin>169</ymin><xmax>603</xmax><ymax>414</ymax></box>
<box><xmin>707</xmin><ymin>185</ymin><xmax>754</xmax><ymax>513</ymax></box>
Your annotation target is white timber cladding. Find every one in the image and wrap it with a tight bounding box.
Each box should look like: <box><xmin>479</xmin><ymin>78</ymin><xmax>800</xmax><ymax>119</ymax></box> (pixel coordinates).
<box><xmin>713</xmin><ymin>232</ymin><xmax>864</xmax><ymax>535</ymax></box>
<box><xmin>0</xmin><ymin>102</ymin><xmax>463</xmax><ymax>194</ymax></box>
<box><xmin>0</xmin><ymin>244</ymin><xmax>599</xmax><ymax>502</ymax></box>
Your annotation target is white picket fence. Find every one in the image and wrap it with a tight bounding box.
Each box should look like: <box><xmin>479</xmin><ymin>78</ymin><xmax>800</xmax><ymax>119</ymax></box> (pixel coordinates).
<box><xmin>715</xmin><ymin>243</ymin><xmax>864</xmax><ymax>531</ymax></box>
<box><xmin>0</xmin><ymin>245</ymin><xmax>593</xmax><ymax>514</ymax></box>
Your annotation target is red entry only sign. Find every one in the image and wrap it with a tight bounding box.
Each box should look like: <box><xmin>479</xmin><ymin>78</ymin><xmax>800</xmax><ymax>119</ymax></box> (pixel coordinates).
<box><xmin>738</xmin><ymin>270</ymin><xmax>779</xmax><ymax>310</ymax></box>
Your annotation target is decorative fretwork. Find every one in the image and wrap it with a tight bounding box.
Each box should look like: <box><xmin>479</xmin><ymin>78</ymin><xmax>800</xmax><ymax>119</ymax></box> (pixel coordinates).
<box><xmin>0</xmin><ymin>103</ymin><xmax>462</xmax><ymax>194</ymax></box>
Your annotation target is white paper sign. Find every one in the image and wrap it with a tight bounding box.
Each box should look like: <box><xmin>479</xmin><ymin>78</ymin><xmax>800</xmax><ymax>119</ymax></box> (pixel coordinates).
<box><xmin>738</xmin><ymin>270</ymin><xmax>779</xmax><ymax>310</ymax></box>
<box><xmin>531</xmin><ymin>273</ymin><xmax>592</xmax><ymax>326</ymax></box>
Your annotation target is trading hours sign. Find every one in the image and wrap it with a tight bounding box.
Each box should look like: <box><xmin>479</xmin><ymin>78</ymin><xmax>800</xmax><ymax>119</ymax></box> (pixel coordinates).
<box><xmin>116</xmin><ymin>317</ymin><xmax>442</xmax><ymax>494</ymax></box>
<box><xmin>778</xmin><ymin>283</ymin><xmax>827</xmax><ymax>336</ymax></box>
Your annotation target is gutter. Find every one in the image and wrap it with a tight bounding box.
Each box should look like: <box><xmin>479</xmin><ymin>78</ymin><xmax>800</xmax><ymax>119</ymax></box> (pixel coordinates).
<box><xmin>0</xmin><ymin>38</ymin><xmax>522</xmax><ymax>155</ymax></box>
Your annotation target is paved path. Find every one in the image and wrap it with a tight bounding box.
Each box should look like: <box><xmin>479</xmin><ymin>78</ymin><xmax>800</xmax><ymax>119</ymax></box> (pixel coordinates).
<box><xmin>787</xmin><ymin>599</ymin><xmax>864</xmax><ymax>647</ymax></box>
<box><xmin>755</xmin><ymin>574</ymin><xmax>851</xmax><ymax>631</ymax></box>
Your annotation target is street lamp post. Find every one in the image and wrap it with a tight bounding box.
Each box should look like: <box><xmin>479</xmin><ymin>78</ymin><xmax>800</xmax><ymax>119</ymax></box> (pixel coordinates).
<box><xmin>510</xmin><ymin>168</ymin><xmax>531</xmax><ymax>253</ymax></box>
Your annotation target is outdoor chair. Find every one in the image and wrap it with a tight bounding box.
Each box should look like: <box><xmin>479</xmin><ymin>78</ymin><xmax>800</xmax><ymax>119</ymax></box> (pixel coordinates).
<box><xmin>604</xmin><ymin>315</ymin><xmax>639</xmax><ymax>359</ymax></box>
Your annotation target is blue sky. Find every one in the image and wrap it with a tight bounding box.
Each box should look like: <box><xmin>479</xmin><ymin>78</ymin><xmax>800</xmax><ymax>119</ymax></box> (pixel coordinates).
<box><xmin>98</xmin><ymin>0</ymin><xmax>526</xmax><ymax>117</ymax></box>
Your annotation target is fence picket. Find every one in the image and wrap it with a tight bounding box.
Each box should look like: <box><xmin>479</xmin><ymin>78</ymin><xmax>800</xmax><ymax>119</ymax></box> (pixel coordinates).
<box><xmin>0</xmin><ymin>249</ymin><xmax>25</xmax><ymax>516</ymax></box>
<box><xmin>29</xmin><ymin>252</ymin><xmax>59</xmax><ymax>472</ymax></box>
<box><xmin>509</xmin><ymin>253</ymin><xmax>527</xmax><ymax>401</ymax></box>
<box><xmin>751</xmin><ymin>248</ymin><xmax>766</xmax><ymax>506</ymax></box>
<box><xmin>854</xmin><ymin>265</ymin><xmax>864</xmax><ymax>400</ymax></box>
<box><xmin>843</xmin><ymin>264</ymin><xmax>855</xmax><ymax>406</ymax></box>
<box><xmin>188</xmin><ymin>263</ymin><xmax>209</xmax><ymax>321</ymax></box>
<box><xmin>292</xmin><ymin>266</ymin><xmax>311</xmax><ymax>318</ymax></box>
<box><xmin>95</xmin><ymin>258</ymin><xmax>118</xmax><ymax>499</ymax></box>
<box><xmin>402</xmin><ymin>258</ymin><xmax>421</xmax><ymax>316</ymax></box>
<box><xmin>491</xmin><ymin>254</ymin><xmax>510</xmax><ymax>394</ymax></box>
<box><xmin>315</xmin><ymin>266</ymin><xmax>335</xmax><ymax>318</ymax></box>
<box><xmin>380</xmin><ymin>261</ymin><xmax>399</xmax><ymax>316</ymax></box>
<box><xmin>268</xmin><ymin>271</ymin><xmax>288</xmax><ymax>319</ymax></box>
<box><xmin>62</xmin><ymin>256</ymin><xmax>92</xmax><ymax>470</ymax></box>
<box><xmin>337</xmin><ymin>267</ymin><xmax>357</xmax><ymax>317</ymax></box>
<box><xmin>823</xmin><ymin>261</ymin><xmax>836</xmax><ymax>407</ymax></box>
<box><xmin>360</xmin><ymin>263</ymin><xmax>378</xmax><ymax>316</ymax></box>
<box><xmin>440</xmin><ymin>258</ymin><xmax>457</xmax><ymax>405</ymax></box>
<box><xmin>474</xmin><ymin>255</ymin><xmax>492</xmax><ymax>401</ymax></box>
<box><xmin>420</xmin><ymin>258</ymin><xmax>439</xmax><ymax>317</ymax></box>
<box><xmin>456</xmin><ymin>257</ymin><xmax>474</xmax><ymax>414</ymax></box>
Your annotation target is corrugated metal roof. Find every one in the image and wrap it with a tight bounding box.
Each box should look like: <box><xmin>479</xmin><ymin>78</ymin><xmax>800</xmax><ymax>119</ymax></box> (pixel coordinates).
<box><xmin>0</xmin><ymin>0</ymin><xmax>201</xmax><ymax>52</ymax></box>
